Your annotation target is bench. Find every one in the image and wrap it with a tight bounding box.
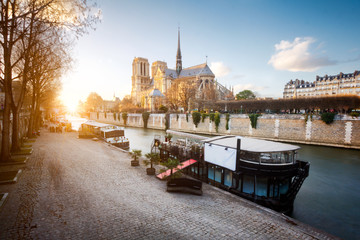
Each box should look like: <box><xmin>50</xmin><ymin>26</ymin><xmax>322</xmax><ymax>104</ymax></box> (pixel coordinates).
<box><xmin>166</xmin><ymin>177</ymin><xmax>203</xmax><ymax>196</ymax></box>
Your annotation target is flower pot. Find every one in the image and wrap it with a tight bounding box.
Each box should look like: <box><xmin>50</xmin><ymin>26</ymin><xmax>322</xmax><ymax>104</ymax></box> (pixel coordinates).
<box><xmin>146</xmin><ymin>167</ymin><xmax>156</xmax><ymax>175</ymax></box>
<box><xmin>131</xmin><ymin>160</ymin><xmax>139</xmax><ymax>166</ymax></box>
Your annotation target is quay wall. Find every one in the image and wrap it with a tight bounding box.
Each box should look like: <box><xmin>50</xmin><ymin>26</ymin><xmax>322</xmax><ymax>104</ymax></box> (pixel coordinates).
<box><xmin>90</xmin><ymin>112</ymin><xmax>360</xmax><ymax>149</ymax></box>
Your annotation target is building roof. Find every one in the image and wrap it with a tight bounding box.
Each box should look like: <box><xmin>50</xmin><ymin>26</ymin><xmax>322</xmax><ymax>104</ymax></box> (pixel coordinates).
<box><xmin>149</xmin><ymin>88</ymin><xmax>164</xmax><ymax>97</ymax></box>
<box><xmin>179</xmin><ymin>63</ymin><xmax>214</xmax><ymax>77</ymax></box>
<box><xmin>165</xmin><ymin>63</ymin><xmax>215</xmax><ymax>79</ymax></box>
<box><xmin>165</xmin><ymin>69</ymin><xmax>178</xmax><ymax>78</ymax></box>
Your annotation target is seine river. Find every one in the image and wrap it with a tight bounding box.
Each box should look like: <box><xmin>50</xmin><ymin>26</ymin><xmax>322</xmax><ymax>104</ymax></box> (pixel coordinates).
<box><xmin>69</xmin><ymin>116</ymin><xmax>360</xmax><ymax>239</ymax></box>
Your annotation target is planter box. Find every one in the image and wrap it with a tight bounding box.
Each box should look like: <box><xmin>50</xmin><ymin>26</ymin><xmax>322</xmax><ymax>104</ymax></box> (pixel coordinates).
<box><xmin>146</xmin><ymin>168</ymin><xmax>156</xmax><ymax>175</ymax></box>
<box><xmin>166</xmin><ymin>177</ymin><xmax>203</xmax><ymax>195</ymax></box>
<box><xmin>131</xmin><ymin>160</ymin><xmax>140</xmax><ymax>166</ymax></box>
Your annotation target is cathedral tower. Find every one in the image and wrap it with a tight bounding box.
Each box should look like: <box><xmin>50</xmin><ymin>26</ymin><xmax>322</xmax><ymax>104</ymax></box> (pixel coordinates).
<box><xmin>176</xmin><ymin>28</ymin><xmax>182</xmax><ymax>75</ymax></box>
<box><xmin>131</xmin><ymin>57</ymin><xmax>150</xmax><ymax>105</ymax></box>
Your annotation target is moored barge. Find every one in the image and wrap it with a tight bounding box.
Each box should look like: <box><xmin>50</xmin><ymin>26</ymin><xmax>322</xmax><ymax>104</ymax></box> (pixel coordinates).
<box><xmin>79</xmin><ymin>120</ymin><xmax>130</xmax><ymax>149</ymax></box>
<box><xmin>154</xmin><ymin>132</ymin><xmax>309</xmax><ymax>213</ymax></box>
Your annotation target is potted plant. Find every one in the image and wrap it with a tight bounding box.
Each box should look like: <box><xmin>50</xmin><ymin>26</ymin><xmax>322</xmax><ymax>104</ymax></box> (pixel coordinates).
<box><xmin>159</xmin><ymin>158</ymin><xmax>182</xmax><ymax>180</ymax></box>
<box><xmin>129</xmin><ymin>149</ymin><xmax>141</xmax><ymax>166</ymax></box>
<box><xmin>165</xmin><ymin>133</ymin><xmax>173</xmax><ymax>142</ymax></box>
<box><xmin>143</xmin><ymin>152</ymin><xmax>160</xmax><ymax>175</ymax></box>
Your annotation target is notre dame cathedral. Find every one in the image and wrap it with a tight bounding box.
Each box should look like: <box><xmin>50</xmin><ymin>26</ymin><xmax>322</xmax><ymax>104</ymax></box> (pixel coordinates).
<box><xmin>131</xmin><ymin>29</ymin><xmax>233</xmax><ymax>111</ymax></box>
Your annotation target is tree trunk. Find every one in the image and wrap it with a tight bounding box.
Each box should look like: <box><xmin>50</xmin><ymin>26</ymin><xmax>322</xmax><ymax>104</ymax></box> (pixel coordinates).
<box><xmin>1</xmin><ymin>88</ymin><xmax>12</xmax><ymax>162</ymax></box>
<box><xmin>34</xmin><ymin>103</ymin><xmax>41</xmax><ymax>131</ymax></box>
<box><xmin>1</xmin><ymin>38</ymin><xmax>13</xmax><ymax>162</ymax></box>
<box><xmin>11</xmin><ymin>107</ymin><xmax>21</xmax><ymax>152</ymax></box>
<box><xmin>27</xmin><ymin>89</ymin><xmax>36</xmax><ymax>138</ymax></box>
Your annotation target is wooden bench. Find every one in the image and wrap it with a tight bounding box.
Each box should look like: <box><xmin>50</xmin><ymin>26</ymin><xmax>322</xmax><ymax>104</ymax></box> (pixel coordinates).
<box><xmin>166</xmin><ymin>177</ymin><xmax>203</xmax><ymax>196</ymax></box>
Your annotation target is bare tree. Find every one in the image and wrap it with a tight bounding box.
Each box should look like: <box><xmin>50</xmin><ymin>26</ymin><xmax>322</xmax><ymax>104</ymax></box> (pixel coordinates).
<box><xmin>165</xmin><ymin>78</ymin><xmax>197</xmax><ymax>112</ymax></box>
<box><xmin>26</xmin><ymin>36</ymin><xmax>69</xmax><ymax>139</ymax></box>
<box><xmin>0</xmin><ymin>0</ymin><xmax>100</xmax><ymax>161</ymax></box>
<box><xmin>85</xmin><ymin>92</ymin><xmax>103</xmax><ymax>112</ymax></box>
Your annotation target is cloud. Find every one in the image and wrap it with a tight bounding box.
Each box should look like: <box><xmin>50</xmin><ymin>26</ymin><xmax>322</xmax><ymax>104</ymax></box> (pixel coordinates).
<box><xmin>268</xmin><ymin>37</ymin><xmax>336</xmax><ymax>72</ymax></box>
<box><xmin>210</xmin><ymin>62</ymin><xmax>231</xmax><ymax>77</ymax></box>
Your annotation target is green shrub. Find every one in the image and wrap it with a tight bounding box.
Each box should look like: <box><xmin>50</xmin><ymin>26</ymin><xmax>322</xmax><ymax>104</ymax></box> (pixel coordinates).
<box><xmin>249</xmin><ymin>114</ymin><xmax>261</xmax><ymax>129</ymax></box>
<box><xmin>321</xmin><ymin>112</ymin><xmax>336</xmax><ymax>124</ymax></box>
<box><xmin>192</xmin><ymin>111</ymin><xmax>201</xmax><ymax>128</ymax></box>
<box><xmin>214</xmin><ymin>112</ymin><xmax>221</xmax><ymax>132</ymax></box>
<box><xmin>225</xmin><ymin>113</ymin><xmax>230</xmax><ymax>130</ymax></box>
<box><xmin>159</xmin><ymin>105</ymin><xmax>168</xmax><ymax>113</ymax></box>
<box><xmin>165</xmin><ymin>113</ymin><xmax>170</xmax><ymax>130</ymax></box>
<box><xmin>201</xmin><ymin>113</ymin><xmax>208</xmax><ymax>123</ymax></box>
<box><xmin>304</xmin><ymin>113</ymin><xmax>312</xmax><ymax>123</ymax></box>
<box><xmin>142</xmin><ymin>112</ymin><xmax>150</xmax><ymax>128</ymax></box>
<box><xmin>350</xmin><ymin>112</ymin><xmax>360</xmax><ymax>118</ymax></box>
<box><xmin>209</xmin><ymin>113</ymin><xmax>215</xmax><ymax>122</ymax></box>
<box><xmin>122</xmin><ymin>112</ymin><xmax>128</xmax><ymax>125</ymax></box>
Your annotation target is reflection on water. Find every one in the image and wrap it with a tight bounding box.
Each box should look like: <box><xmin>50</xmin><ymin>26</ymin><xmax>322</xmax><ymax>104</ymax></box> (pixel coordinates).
<box><xmin>292</xmin><ymin>145</ymin><xmax>360</xmax><ymax>240</ymax></box>
<box><xmin>66</xmin><ymin>116</ymin><xmax>360</xmax><ymax>239</ymax></box>
<box><xmin>65</xmin><ymin>115</ymin><xmax>87</xmax><ymax>131</ymax></box>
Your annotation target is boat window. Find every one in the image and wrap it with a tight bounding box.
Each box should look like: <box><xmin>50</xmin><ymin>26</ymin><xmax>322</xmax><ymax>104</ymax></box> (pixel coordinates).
<box><xmin>104</xmin><ymin>130</ymin><xmax>124</xmax><ymax>138</ymax></box>
<box><xmin>208</xmin><ymin>165</ymin><xmax>215</xmax><ymax>180</ymax></box>
<box><xmin>268</xmin><ymin>183</ymin><xmax>279</xmax><ymax>198</ymax></box>
<box><xmin>215</xmin><ymin>166</ymin><xmax>222</xmax><ymax>183</ymax></box>
<box><xmin>224</xmin><ymin>169</ymin><xmax>232</xmax><ymax>187</ymax></box>
<box><xmin>240</xmin><ymin>151</ymin><xmax>260</xmax><ymax>163</ymax></box>
<box><xmin>259</xmin><ymin>151</ymin><xmax>295</xmax><ymax>164</ymax></box>
<box><xmin>243</xmin><ymin>175</ymin><xmax>254</xmax><ymax>194</ymax></box>
<box><xmin>279</xmin><ymin>178</ymin><xmax>290</xmax><ymax>195</ymax></box>
<box><xmin>191</xmin><ymin>165</ymin><xmax>198</xmax><ymax>174</ymax></box>
<box><xmin>233</xmin><ymin>177</ymin><xmax>241</xmax><ymax>191</ymax></box>
<box><xmin>255</xmin><ymin>176</ymin><xmax>268</xmax><ymax>197</ymax></box>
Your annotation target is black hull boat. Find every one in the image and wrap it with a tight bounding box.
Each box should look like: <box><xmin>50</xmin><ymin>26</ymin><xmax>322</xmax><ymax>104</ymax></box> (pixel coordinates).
<box><xmin>79</xmin><ymin>120</ymin><xmax>130</xmax><ymax>150</ymax></box>
<box><xmin>153</xmin><ymin>132</ymin><xmax>309</xmax><ymax>214</ymax></box>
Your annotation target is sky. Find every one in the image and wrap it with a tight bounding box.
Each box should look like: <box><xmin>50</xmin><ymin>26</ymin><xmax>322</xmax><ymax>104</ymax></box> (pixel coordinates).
<box><xmin>60</xmin><ymin>0</ymin><xmax>360</xmax><ymax>111</ymax></box>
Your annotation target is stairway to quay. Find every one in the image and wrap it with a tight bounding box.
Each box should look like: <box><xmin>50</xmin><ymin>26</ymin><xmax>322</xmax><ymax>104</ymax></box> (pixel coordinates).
<box><xmin>0</xmin><ymin>130</ymin><xmax>337</xmax><ymax>239</ymax></box>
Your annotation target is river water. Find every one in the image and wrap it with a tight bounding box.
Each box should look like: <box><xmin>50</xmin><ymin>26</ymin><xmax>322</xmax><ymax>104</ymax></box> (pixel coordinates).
<box><xmin>68</xmin><ymin>116</ymin><xmax>360</xmax><ymax>239</ymax></box>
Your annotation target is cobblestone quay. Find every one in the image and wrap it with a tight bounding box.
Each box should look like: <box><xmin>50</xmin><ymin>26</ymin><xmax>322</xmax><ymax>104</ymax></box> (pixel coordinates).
<box><xmin>0</xmin><ymin>130</ymin><xmax>336</xmax><ymax>239</ymax></box>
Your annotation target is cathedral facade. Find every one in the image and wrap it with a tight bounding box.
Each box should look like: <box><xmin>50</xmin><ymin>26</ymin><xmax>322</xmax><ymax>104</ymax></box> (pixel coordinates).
<box><xmin>131</xmin><ymin>30</ymin><xmax>232</xmax><ymax>111</ymax></box>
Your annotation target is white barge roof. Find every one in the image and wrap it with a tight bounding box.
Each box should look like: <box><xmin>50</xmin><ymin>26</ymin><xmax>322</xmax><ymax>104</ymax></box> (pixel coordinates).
<box><xmin>202</xmin><ymin>135</ymin><xmax>300</xmax><ymax>153</ymax></box>
<box><xmin>82</xmin><ymin>120</ymin><xmax>111</xmax><ymax>128</ymax></box>
<box><xmin>101</xmin><ymin>127</ymin><xmax>124</xmax><ymax>132</ymax></box>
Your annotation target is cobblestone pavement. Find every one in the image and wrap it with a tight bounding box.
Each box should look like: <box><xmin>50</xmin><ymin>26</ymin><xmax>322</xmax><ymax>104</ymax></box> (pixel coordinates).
<box><xmin>0</xmin><ymin>130</ymin><xmax>337</xmax><ymax>239</ymax></box>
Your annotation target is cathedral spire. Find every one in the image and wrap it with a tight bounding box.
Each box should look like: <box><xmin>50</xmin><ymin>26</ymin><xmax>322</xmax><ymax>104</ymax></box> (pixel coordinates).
<box><xmin>176</xmin><ymin>27</ymin><xmax>182</xmax><ymax>75</ymax></box>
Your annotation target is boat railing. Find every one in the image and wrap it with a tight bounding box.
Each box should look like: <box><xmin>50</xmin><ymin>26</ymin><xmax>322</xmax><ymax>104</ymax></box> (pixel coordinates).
<box><xmin>159</xmin><ymin>141</ymin><xmax>203</xmax><ymax>161</ymax></box>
